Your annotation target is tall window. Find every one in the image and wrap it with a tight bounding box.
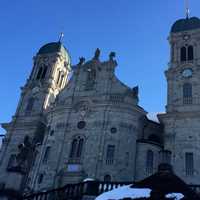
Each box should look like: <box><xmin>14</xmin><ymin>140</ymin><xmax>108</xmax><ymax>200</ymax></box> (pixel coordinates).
<box><xmin>36</xmin><ymin>65</ymin><xmax>48</xmax><ymax>80</ymax></box>
<box><xmin>69</xmin><ymin>137</ymin><xmax>84</xmax><ymax>161</ymax></box>
<box><xmin>180</xmin><ymin>46</ymin><xmax>194</xmax><ymax>62</ymax></box>
<box><xmin>36</xmin><ymin>67</ymin><xmax>43</xmax><ymax>79</ymax></box>
<box><xmin>85</xmin><ymin>68</ymin><xmax>96</xmax><ymax>90</ymax></box>
<box><xmin>76</xmin><ymin>139</ymin><xmax>84</xmax><ymax>157</ymax></box>
<box><xmin>146</xmin><ymin>150</ymin><xmax>154</xmax><ymax>175</ymax></box>
<box><xmin>43</xmin><ymin>146</ymin><xmax>51</xmax><ymax>163</ymax></box>
<box><xmin>188</xmin><ymin>46</ymin><xmax>194</xmax><ymax>61</ymax></box>
<box><xmin>106</xmin><ymin>145</ymin><xmax>115</xmax><ymax>165</ymax></box>
<box><xmin>59</xmin><ymin>74</ymin><xmax>65</xmax><ymax>88</ymax></box>
<box><xmin>70</xmin><ymin>139</ymin><xmax>78</xmax><ymax>158</ymax></box>
<box><xmin>185</xmin><ymin>152</ymin><xmax>194</xmax><ymax>176</ymax></box>
<box><xmin>41</xmin><ymin>65</ymin><xmax>48</xmax><ymax>79</ymax></box>
<box><xmin>26</xmin><ymin>98</ymin><xmax>35</xmax><ymax>112</ymax></box>
<box><xmin>125</xmin><ymin>152</ymin><xmax>129</xmax><ymax>166</ymax></box>
<box><xmin>56</xmin><ymin>71</ymin><xmax>61</xmax><ymax>85</ymax></box>
<box><xmin>183</xmin><ymin>83</ymin><xmax>192</xmax><ymax>104</ymax></box>
<box><xmin>181</xmin><ymin>47</ymin><xmax>187</xmax><ymax>61</ymax></box>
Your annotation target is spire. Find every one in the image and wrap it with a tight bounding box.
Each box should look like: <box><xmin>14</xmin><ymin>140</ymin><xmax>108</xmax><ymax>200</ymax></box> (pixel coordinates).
<box><xmin>58</xmin><ymin>32</ymin><xmax>64</xmax><ymax>43</ymax></box>
<box><xmin>185</xmin><ymin>0</ymin><xmax>190</xmax><ymax>19</ymax></box>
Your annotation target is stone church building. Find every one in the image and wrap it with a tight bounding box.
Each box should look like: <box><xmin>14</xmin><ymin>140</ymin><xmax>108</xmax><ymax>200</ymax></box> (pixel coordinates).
<box><xmin>0</xmin><ymin>15</ymin><xmax>200</xmax><ymax>193</ymax></box>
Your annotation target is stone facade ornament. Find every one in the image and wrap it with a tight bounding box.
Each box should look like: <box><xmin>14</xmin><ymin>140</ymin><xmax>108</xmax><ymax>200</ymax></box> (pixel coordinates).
<box><xmin>132</xmin><ymin>86</ymin><xmax>139</xmax><ymax>96</ymax></box>
<box><xmin>78</xmin><ymin>57</ymin><xmax>85</xmax><ymax>65</ymax></box>
<box><xmin>7</xmin><ymin>135</ymin><xmax>34</xmax><ymax>174</ymax></box>
<box><xmin>109</xmin><ymin>52</ymin><xmax>116</xmax><ymax>61</ymax></box>
<box><xmin>93</xmin><ymin>48</ymin><xmax>100</xmax><ymax>60</ymax></box>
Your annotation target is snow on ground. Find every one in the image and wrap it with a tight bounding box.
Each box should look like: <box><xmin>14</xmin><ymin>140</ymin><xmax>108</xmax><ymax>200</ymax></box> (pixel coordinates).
<box><xmin>165</xmin><ymin>193</ymin><xmax>184</xmax><ymax>200</ymax></box>
<box><xmin>95</xmin><ymin>185</ymin><xmax>151</xmax><ymax>200</ymax></box>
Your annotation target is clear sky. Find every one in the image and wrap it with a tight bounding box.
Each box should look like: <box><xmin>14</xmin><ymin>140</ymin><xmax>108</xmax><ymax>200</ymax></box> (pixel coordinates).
<box><xmin>0</xmin><ymin>0</ymin><xmax>199</xmax><ymax>134</ymax></box>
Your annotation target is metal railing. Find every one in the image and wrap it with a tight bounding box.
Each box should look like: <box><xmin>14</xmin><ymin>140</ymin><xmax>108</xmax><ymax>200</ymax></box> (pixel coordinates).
<box><xmin>23</xmin><ymin>181</ymin><xmax>133</xmax><ymax>200</ymax></box>
<box><xmin>22</xmin><ymin>181</ymin><xmax>200</xmax><ymax>200</ymax></box>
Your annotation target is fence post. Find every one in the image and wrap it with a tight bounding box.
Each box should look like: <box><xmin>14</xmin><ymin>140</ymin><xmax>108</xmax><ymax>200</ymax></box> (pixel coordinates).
<box><xmin>84</xmin><ymin>181</ymin><xmax>99</xmax><ymax>196</ymax></box>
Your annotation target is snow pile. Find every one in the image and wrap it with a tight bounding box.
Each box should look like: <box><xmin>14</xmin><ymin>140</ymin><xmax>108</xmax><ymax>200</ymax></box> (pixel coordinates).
<box><xmin>95</xmin><ymin>185</ymin><xmax>151</xmax><ymax>200</ymax></box>
<box><xmin>165</xmin><ymin>193</ymin><xmax>184</xmax><ymax>200</ymax></box>
<box><xmin>83</xmin><ymin>178</ymin><xmax>95</xmax><ymax>182</ymax></box>
<box><xmin>147</xmin><ymin>113</ymin><xmax>160</xmax><ymax>123</ymax></box>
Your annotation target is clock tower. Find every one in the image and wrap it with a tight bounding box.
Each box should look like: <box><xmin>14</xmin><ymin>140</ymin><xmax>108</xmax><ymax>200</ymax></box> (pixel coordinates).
<box><xmin>158</xmin><ymin>16</ymin><xmax>200</xmax><ymax>184</ymax></box>
<box><xmin>0</xmin><ymin>41</ymin><xmax>71</xmax><ymax>191</ymax></box>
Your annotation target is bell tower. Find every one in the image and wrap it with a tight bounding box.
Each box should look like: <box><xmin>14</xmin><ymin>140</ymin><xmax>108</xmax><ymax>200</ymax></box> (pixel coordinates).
<box><xmin>0</xmin><ymin>41</ymin><xmax>71</xmax><ymax>191</ymax></box>
<box><xmin>158</xmin><ymin>16</ymin><xmax>200</xmax><ymax>184</ymax></box>
<box><xmin>166</xmin><ymin>17</ymin><xmax>200</xmax><ymax>113</ymax></box>
<box><xmin>16</xmin><ymin>41</ymin><xmax>71</xmax><ymax>116</ymax></box>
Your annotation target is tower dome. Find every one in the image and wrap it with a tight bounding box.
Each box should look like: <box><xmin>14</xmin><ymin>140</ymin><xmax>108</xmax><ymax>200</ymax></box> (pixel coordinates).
<box><xmin>37</xmin><ymin>42</ymin><xmax>70</xmax><ymax>62</ymax></box>
<box><xmin>171</xmin><ymin>17</ymin><xmax>200</xmax><ymax>33</ymax></box>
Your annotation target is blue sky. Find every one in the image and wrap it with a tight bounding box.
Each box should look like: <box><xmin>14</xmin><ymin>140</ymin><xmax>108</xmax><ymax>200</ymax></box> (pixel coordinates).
<box><xmin>0</xmin><ymin>0</ymin><xmax>199</xmax><ymax>134</ymax></box>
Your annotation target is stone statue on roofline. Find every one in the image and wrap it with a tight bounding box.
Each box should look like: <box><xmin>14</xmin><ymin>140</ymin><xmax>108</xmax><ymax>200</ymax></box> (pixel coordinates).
<box><xmin>93</xmin><ymin>48</ymin><xmax>100</xmax><ymax>60</ymax></box>
<box><xmin>78</xmin><ymin>57</ymin><xmax>85</xmax><ymax>65</ymax></box>
<box><xmin>109</xmin><ymin>52</ymin><xmax>116</xmax><ymax>61</ymax></box>
<box><xmin>132</xmin><ymin>86</ymin><xmax>139</xmax><ymax>96</ymax></box>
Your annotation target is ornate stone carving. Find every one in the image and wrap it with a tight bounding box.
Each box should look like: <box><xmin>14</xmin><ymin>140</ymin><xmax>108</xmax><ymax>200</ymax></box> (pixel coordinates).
<box><xmin>109</xmin><ymin>52</ymin><xmax>116</xmax><ymax>61</ymax></box>
<box><xmin>7</xmin><ymin>136</ymin><xmax>34</xmax><ymax>174</ymax></box>
<box><xmin>93</xmin><ymin>48</ymin><xmax>100</xmax><ymax>60</ymax></box>
<box><xmin>73</xmin><ymin>101</ymin><xmax>91</xmax><ymax>119</ymax></box>
<box><xmin>78</xmin><ymin>57</ymin><xmax>85</xmax><ymax>65</ymax></box>
<box><xmin>132</xmin><ymin>86</ymin><xmax>139</xmax><ymax>96</ymax></box>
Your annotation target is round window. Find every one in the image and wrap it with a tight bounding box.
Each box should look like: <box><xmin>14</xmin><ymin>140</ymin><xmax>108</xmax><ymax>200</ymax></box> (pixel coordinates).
<box><xmin>77</xmin><ymin>121</ymin><xmax>86</xmax><ymax>129</ymax></box>
<box><xmin>110</xmin><ymin>127</ymin><xmax>117</xmax><ymax>134</ymax></box>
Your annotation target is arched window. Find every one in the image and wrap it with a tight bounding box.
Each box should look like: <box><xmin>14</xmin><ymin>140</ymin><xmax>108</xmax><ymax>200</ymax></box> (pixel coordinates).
<box><xmin>41</xmin><ymin>65</ymin><xmax>48</xmax><ymax>79</ymax></box>
<box><xmin>36</xmin><ymin>67</ymin><xmax>43</xmax><ymax>79</ymax></box>
<box><xmin>183</xmin><ymin>83</ymin><xmax>192</xmax><ymax>104</ymax></box>
<box><xmin>69</xmin><ymin>137</ymin><xmax>84</xmax><ymax>160</ymax></box>
<box><xmin>104</xmin><ymin>174</ymin><xmax>111</xmax><ymax>182</ymax></box>
<box><xmin>26</xmin><ymin>98</ymin><xmax>35</xmax><ymax>112</ymax></box>
<box><xmin>148</xmin><ymin>134</ymin><xmax>160</xmax><ymax>143</ymax></box>
<box><xmin>146</xmin><ymin>150</ymin><xmax>154</xmax><ymax>175</ymax></box>
<box><xmin>188</xmin><ymin>46</ymin><xmax>194</xmax><ymax>61</ymax></box>
<box><xmin>70</xmin><ymin>139</ymin><xmax>78</xmax><ymax>158</ymax></box>
<box><xmin>77</xmin><ymin>138</ymin><xmax>84</xmax><ymax>157</ymax></box>
<box><xmin>181</xmin><ymin>47</ymin><xmax>187</xmax><ymax>61</ymax></box>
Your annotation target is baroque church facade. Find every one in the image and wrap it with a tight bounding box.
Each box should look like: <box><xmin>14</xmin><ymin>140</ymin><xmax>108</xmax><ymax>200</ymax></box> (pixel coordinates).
<box><xmin>0</xmin><ymin>15</ymin><xmax>200</xmax><ymax>193</ymax></box>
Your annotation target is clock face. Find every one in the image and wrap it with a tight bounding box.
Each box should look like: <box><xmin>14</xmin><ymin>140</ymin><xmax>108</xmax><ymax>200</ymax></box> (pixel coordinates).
<box><xmin>183</xmin><ymin>34</ymin><xmax>190</xmax><ymax>41</ymax></box>
<box><xmin>182</xmin><ymin>68</ymin><xmax>192</xmax><ymax>78</ymax></box>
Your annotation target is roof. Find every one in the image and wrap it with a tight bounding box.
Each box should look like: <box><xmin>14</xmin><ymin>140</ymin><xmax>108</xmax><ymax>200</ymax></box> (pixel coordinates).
<box><xmin>37</xmin><ymin>42</ymin><xmax>68</xmax><ymax>57</ymax></box>
<box><xmin>171</xmin><ymin>17</ymin><xmax>200</xmax><ymax>33</ymax></box>
<box><xmin>134</xmin><ymin>164</ymin><xmax>200</xmax><ymax>199</ymax></box>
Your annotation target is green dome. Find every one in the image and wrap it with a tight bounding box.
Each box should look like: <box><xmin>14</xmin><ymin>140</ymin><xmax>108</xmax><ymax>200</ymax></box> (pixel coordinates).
<box><xmin>37</xmin><ymin>42</ymin><xmax>68</xmax><ymax>56</ymax></box>
<box><xmin>171</xmin><ymin>17</ymin><xmax>200</xmax><ymax>33</ymax></box>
